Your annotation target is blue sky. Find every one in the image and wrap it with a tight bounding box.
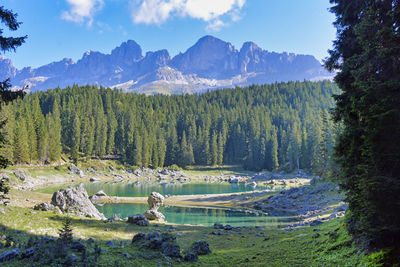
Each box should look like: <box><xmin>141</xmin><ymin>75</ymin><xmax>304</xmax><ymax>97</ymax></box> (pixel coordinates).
<box><xmin>2</xmin><ymin>0</ymin><xmax>336</xmax><ymax>69</ymax></box>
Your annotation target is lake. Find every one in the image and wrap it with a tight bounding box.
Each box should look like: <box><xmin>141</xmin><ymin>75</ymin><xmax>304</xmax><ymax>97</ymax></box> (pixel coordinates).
<box><xmin>84</xmin><ymin>182</ymin><xmax>269</xmax><ymax>197</ymax></box>
<box><xmin>96</xmin><ymin>203</ymin><xmax>296</xmax><ymax>227</ymax></box>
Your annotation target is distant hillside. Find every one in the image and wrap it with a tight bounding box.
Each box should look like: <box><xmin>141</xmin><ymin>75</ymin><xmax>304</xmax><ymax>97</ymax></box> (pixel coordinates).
<box><xmin>1</xmin><ymin>81</ymin><xmax>338</xmax><ymax>172</ymax></box>
<box><xmin>0</xmin><ymin>36</ymin><xmax>333</xmax><ymax>94</ymax></box>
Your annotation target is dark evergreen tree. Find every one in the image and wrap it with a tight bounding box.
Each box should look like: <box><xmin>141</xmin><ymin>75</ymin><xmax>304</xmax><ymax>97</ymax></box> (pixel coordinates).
<box><xmin>58</xmin><ymin>218</ymin><xmax>73</xmax><ymax>243</ymax></box>
<box><xmin>326</xmin><ymin>0</ymin><xmax>400</xmax><ymax>251</ymax></box>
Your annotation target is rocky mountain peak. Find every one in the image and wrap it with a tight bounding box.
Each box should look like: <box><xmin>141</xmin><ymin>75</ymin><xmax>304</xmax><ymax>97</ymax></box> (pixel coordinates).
<box><xmin>1</xmin><ymin>35</ymin><xmax>333</xmax><ymax>94</ymax></box>
<box><xmin>111</xmin><ymin>40</ymin><xmax>143</xmax><ymax>65</ymax></box>
<box><xmin>171</xmin><ymin>35</ymin><xmax>238</xmax><ymax>78</ymax></box>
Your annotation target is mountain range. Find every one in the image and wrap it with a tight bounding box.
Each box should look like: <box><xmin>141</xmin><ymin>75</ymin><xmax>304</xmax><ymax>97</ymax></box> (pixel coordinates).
<box><xmin>0</xmin><ymin>35</ymin><xmax>333</xmax><ymax>94</ymax></box>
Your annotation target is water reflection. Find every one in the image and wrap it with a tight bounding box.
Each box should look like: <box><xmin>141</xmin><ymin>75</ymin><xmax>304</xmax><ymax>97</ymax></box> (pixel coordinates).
<box><xmin>96</xmin><ymin>203</ymin><xmax>296</xmax><ymax>227</ymax></box>
<box><xmin>84</xmin><ymin>182</ymin><xmax>269</xmax><ymax>197</ymax></box>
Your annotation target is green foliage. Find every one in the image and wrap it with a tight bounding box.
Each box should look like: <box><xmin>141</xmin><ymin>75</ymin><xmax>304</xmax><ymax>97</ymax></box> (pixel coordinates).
<box><xmin>326</xmin><ymin>0</ymin><xmax>400</xmax><ymax>251</ymax></box>
<box><xmin>3</xmin><ymin>81</ymin><xmax>338</xmax><ymax>173</ymax></box>
<box><xmin>165</xmin><ymin>164</ymin><xmax>182</xmax><ymax>171</ymax></box>
<box><xmin>58</xmin><ymin>218</ymin><xmax>73</xmax><ymax>243</ymax></box>
<box><xmin>0</xmin><ymin>5</ymin><xmax>26</xmax><ymax>200</ymax></box>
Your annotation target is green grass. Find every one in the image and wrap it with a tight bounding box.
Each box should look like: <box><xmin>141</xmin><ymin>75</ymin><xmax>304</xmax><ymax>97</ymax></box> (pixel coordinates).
<box><xmin>0</xmin><ymin>206</ymin><xmax>380</xmax><ymax>266</ymax></box>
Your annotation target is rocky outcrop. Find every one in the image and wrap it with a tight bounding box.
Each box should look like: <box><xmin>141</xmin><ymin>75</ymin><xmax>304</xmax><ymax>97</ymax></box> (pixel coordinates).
<box><xmin>51</xmin><ymin>185</ymin><xmax>106</xmax><ymax>220</ymax></box>
<box><xmin>143</xmin><ymin>192</ymin><xmax>165</xmax><ymax>222</ymax></box>
<box><xmin>253</xmin><ymin>182</ymin><xmax>343</xmax><ymax>217</ymax></box>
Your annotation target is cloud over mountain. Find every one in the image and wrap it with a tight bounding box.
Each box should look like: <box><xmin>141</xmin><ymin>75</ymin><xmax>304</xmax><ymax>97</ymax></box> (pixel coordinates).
<box><xmin>131</xmin><ymin>0</ymin><xmax>246</xmax><ymax>30</ymax></box>
<box><xmin>62</xmin><ymin>0</ymin><xmax>104</xmax><ymax>26</ymax></box>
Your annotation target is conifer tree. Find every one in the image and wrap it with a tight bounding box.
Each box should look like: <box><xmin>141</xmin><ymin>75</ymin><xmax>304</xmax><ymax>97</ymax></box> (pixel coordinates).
<box><xmin>47</xmin><ymin>100</ymin><xmax>62</xmax><ymax>162</ymax></box>
<box><xmin>71</xmin><ymin>113</ymin><xmax>81</xmax><ymax>164</ymax></box>
<box><xmin>326</xmin><ymin>0</ymin><xmax>400</xmax><ymax>250</ymax></box>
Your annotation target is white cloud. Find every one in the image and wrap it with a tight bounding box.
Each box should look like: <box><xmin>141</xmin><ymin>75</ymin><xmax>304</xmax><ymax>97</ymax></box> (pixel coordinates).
<box><xmin>206</xmin><ymin>19</ymin><xmax>225</xmax><ymax>32</ymax></box>
<box><xmin>62</xmin><ymin>0</ymin><xmax>104</xmax><ymax>26</ymax></box>
<box><xmin>131</xmin><ymin>0</ymin><xmax>246</xmax><ymax>31</ymax></box>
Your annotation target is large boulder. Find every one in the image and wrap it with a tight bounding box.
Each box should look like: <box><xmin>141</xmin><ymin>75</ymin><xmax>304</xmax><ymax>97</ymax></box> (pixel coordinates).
<box><xmin>143</xmin><ymin>192</ymin><xmax>165</xmax><ymax>222</ymax></box>
<box><xmin>143</xmin><ymin>210</ymin><xmax>165</xmax><ymax>221</ymax></box>
<box><xmin>147</xmin><ymin>192</ymin><xmax>164</xmax><ymax>210</ymax></box>
<box><xmin>51</xmin><ymin>185</ymin><xmax>106</xmax><ymax>220</ymax></box>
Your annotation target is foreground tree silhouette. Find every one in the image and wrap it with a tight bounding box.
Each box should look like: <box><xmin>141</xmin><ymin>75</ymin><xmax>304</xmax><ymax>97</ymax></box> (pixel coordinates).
<box><xmin>0</xmin><ymin>6</ymin><xmax>26</xmax><ymax>201</ymax></box>
<box><xmin>326</xmin><ymin>0</ymin><xmax>400</xmax><ymax>252</ymax></box>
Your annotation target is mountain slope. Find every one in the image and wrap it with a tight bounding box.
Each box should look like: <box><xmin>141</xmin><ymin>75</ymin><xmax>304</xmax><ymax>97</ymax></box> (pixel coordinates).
<box><xmin>0</xmin><ymin>36</ymin><xmax>333</xmax><ymax>94</ymax></box>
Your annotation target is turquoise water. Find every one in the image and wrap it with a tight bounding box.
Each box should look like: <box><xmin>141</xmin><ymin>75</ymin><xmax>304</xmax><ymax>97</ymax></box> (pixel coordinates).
<box><xmin>84</xmin><ymin>182</ymin><xmax>268</xmax><ymax>197</ymax></box>
<box><xmin>96</xmin><ymin>203</ymin><xmax>296</xmax><ymax>227</ymax></box>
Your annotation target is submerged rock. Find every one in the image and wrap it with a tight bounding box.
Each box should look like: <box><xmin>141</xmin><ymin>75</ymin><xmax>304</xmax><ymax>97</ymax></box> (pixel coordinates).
<box><xmin>51</xmin><ymin>185</ymin><xmax>106</xmax><ymax>220</ymax></box>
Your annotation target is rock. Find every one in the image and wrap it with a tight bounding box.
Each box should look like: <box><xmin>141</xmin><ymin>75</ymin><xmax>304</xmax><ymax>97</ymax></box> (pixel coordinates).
<box><xmin>147</xmin><ymin>192</ymin><xmax>165</xmax><ymax>210</ymax></box>
<box><xmin>214</xmin><ymin>223</ymin><xmax>224</xmax><ymax>229</ymax></box>
<box><xmin>191</xmin><ymin>241</ymin><xmax>211</xmax><ymax>255</ymax></box>
<box><xmin>229</xmin><ymin>178</ymin><xmax>239</xmax><ymax>184</ymax></box>
<box><xmin>128</xmin><ymin>214</ymin><xmax>149</xmax><ymax>226</ymax></box>
<box><xmin>184</xmin><ymin>251</ymin><xmax>198</xmax><ymax>262</ymax></box>
<box><xmin>224</xmin><ymin>225</ymin><xmax>233</xmax><ymax>231</ymax></box>
<box><xmin>13</xmin><ymin>171</ymin><xmax>26</xmax><ymax>181</ymax></box>
<box><xmin>162</xmin><ymin>243</ymin><xmax>181</xmax><ymax>258</ymax></box>
<box><xmin>33</xmin><ymin>202</ymin><xmax>54</xmax><ymax>211</ymax></box>
<box><xmin>51</xmin><ymin>185</ymin><xmax>106</xmax><ymax>220</ymax></box>
<box><xmin>68</xmin><ymin>163</ymin><xmax>79</xmax><ymax>173</ymax></box>
<box><xmin>21</xmin><ymin>248</ymin><xmax>35</xmax><ymax>258</ymax></box>
<box><xmin>0</xmin><ymin>208</ymin><xmax>5</xmax><ymax>214</ymax></box>
<box><xmin>94</xmin><ymin>190</ymin><xmax>107</xmax><ymax>197</ymax></box>
<box><xmin>144</xmin><ymin>192</ymin><xmax>165</xmax><ymax>222</ymax></box>
<box><xmin>70</xmin><ymin>241</ymin><xmax>87</xmax><ymax>252</ymax></box>
<box><xmin>0</xmin><ymin>173</ymin><xmax>10</xmax><ymax>181</ymax></box>
<box><xmin>334</xmin><ymin>203</ymin><xmax>348</xmax><ymax>212</ymax></box>
<box><xmin>68</xmin><ymin>163</ymin><xmax>85</xmax><ymax>177</ymax></box>
<box><xmin>144</xmin><ymin>210</ymin><xmax>165</xmax><ymax>222</ymax></box>
<box><xmin>106</xmin><ymin>240</ymin><xmax>115</xmax><ymax>247</ymax></box>
<box><xmin>132</xmin><ymin>232</ymin><xmax>146</xmax><ymax>243</ymax></box>
<box><xmin>0</xmin><ymin>249</ymin><xmax>19</xmax><ymax>262</ymax></box>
